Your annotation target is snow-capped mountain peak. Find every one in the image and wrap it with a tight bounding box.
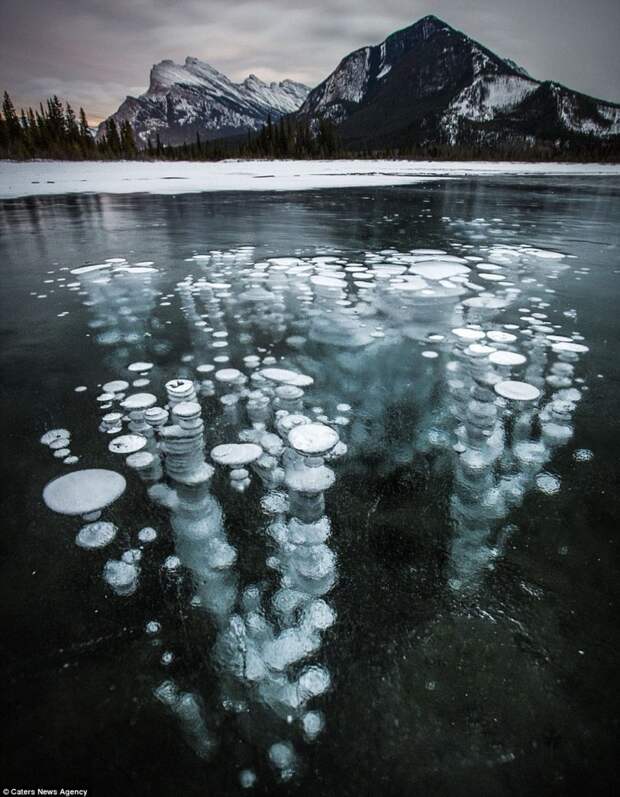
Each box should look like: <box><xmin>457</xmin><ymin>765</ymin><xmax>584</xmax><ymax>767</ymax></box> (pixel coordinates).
<box><xmin>296</xmin><ymin>14</ymin><xmax>620</xmax><ymax>151</ymax></box>
<box><xmin>100</xmin><ymin>58</ymin><xmax>310</xmax><ymax>146</ymax></box>
<box><xmin>100</xmin><ymin>16</ymin><xmax>620</xmax><ymax>154</ymax></box>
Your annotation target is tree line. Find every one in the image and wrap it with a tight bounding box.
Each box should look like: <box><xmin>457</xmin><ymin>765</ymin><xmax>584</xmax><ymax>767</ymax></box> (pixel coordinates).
<box><xmin>0</xmin><ymin>89</ymin><xmax>343</xmax><ymax>161</ymax></box>
<box><xmin>0</xmin><ymin>91</ymin><xmax>139</xmax><ymax>159</ymax></box>
<box><xmin>1</xmin><ymin>89</ymin><xmax>618</xmax><ymax>162</ymax></box>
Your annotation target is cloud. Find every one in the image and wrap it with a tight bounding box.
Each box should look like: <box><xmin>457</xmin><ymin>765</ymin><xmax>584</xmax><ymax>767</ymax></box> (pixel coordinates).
<box><xmin>2</xmin><ymin>0</ymin><xmax>619</xmax><ymax>123</ymax></box>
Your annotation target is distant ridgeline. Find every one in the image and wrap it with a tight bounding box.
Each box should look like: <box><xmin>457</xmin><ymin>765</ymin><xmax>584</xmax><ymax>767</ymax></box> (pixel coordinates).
<box><xmin>0</xmin><ymin>91</ymin><xmax>345</xmax><ymax>161</ymax></box>
<box><xmin>2</xmin><ymin>89</ymin><xmax>618</xmax><ymax>163</ymax></box>
<box><xmin>2</xmin><ymin>15</ymin><xmax>620</xmax><ymax>162</ymax></box>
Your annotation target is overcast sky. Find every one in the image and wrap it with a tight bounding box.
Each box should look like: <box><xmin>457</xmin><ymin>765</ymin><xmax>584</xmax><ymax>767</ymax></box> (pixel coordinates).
<box><xmin>2</xmin><ymin>0</ymin><xmax>619</xmax><ymax>124</ymax></box>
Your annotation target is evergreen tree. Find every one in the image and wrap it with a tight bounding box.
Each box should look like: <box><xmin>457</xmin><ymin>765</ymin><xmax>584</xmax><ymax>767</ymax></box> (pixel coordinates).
<box><xmin>78</xmin><ymin>107</ymin><xmax>90</xmax><ymax>138</ymax></box>
<box><xmin>2</xmin><ymin>91</ymin><xmax>22</xmax><ymax>155</ymax></box>
<box><xmin>105</xmin><ymin>118</ymin><xmax>121</xmax><ymax>155</ymax></box>
<box><xmin>46</xmin><ymin>95</ymin><xmax>66</xmax><ymax>147</ymax></box>
<box><xmin>65</xmin><ymin>103</ymin><xmax>78</xmax><ymax>138</ymax></box>
<box><xmin>78</xmin><ymin>108</ymin><xmax>94</xmax><ymax>156</ymax></box>
<box><xmin>0</xmin><ymin>114</ymin><xmax>7</xmax><ymax>155</ymax></box>
<box><xmin>120</xmin><ymin>120</ymin><xmax>136</xmax><ymax>157</ymax></box>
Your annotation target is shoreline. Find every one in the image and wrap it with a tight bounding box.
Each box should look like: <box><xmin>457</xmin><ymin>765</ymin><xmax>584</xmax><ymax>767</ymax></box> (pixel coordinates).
<box><xmin>1</xmin><ymin>158</ymin><xmax>619</xmax><ymax>200</ymax></box>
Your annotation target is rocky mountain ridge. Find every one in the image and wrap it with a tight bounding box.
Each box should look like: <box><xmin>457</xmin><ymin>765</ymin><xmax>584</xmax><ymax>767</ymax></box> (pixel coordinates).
<box><xmin>98</xmin><ymin>57</ymin><xmax>309</xmax><ymax>145</ymax></box>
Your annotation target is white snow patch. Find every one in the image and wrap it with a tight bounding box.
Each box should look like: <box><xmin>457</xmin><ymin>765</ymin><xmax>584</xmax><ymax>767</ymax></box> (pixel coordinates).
<box><xmin>443</xmin><ymin>75</ymin><xmax>538</xmax><ymax>143</ymax></box>
<box><xmin>553</xmin><ymin>88</ymin><xmax>620</xmax><ymax>136</ymax></box>
<box><xmin>302</xmin><ymin>47</ymin><xmax>371</xmax><ymax>114</ymax></box>
<box><xmin>2</xmin><ymin>160</ymin><xmax>619</xmax><ymax>200</ymax></box>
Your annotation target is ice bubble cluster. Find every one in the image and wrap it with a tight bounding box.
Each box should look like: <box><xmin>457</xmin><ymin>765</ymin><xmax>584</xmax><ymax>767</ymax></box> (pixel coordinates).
<box><xmin>40</xmin><ymin>428</ymin><xmax>77</xmax><ymax>464</ymax></box>
<box><xmin>37</xmin><ymin>236</ymin><xmax>594</xmax><ymax>782</ymax></box>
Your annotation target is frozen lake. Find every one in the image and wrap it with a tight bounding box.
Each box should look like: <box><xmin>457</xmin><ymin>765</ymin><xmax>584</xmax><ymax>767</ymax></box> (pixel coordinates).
<box><xmin>1</xmin><ymin>176</ymin><xmax>619</xmax><ymax>795</ymax></box>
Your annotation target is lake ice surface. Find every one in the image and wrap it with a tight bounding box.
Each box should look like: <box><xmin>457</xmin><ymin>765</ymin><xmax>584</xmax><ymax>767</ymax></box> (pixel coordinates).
<box><xmin>1</xmin><ymin>176</ymin><xmax>619</xmax><ymax>795</ymax></box>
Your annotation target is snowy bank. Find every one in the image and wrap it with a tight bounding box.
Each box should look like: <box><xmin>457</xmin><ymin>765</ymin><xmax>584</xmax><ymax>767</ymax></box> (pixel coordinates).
<box><xmin>1</xmin><ymin>159</ymin><xmax>619</xmax><ymax>199</ymax></box>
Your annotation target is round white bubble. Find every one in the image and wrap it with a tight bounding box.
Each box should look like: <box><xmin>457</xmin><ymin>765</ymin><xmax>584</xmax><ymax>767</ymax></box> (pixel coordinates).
<box><xmin>494</xmin><ymin>380</ymin><xmax>541</xmax><ymax>401</ymax></box>
<box><xmin>75</xmin><ymin>521</ymin><xmax>117</xmax><ymax>549</ymax></box>
<box><xmin>43</xmin><ymin>469</ymin><xmax>126</xmax><ymax>515</ymax></box>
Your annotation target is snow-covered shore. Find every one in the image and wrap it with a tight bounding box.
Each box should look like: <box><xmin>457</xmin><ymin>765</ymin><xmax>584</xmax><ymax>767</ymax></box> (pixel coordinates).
<box><xmin>1</xmin><ymin>159</ymin><xmax>619</xmax><ymax>199</ymax></box>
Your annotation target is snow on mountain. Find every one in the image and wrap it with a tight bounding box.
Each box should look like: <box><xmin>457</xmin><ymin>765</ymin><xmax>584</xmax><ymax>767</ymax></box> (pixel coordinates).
<box><xmin>296</xmin><ymin>14</ymin><xmax>620</xmax><ymax>151</ymax></box>
<box><xmin>442</xmin><ymin>74</ymin><xmax>540</xmax><ymax>144</ymax></box>
<box><xmin>99</xmin><ymin>57</ymin><xmax>309</xmax><ymax>146</ymax></box>
<box><xmin>99</xmin><ymin>17</ymin><xmax>620</xmax><ymax>153</ymax></box>
<box><xmin>549</xmin><ymin>82</ymin><xmax>620</xmax><ymax>136</ymax></box>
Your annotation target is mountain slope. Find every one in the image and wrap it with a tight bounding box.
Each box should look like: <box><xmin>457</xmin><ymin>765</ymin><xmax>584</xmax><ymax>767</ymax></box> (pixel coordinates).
<box><xmin>99</xmin><ymin>57</ymin><xmax>309</xmax><ymax>146</ymax></box>
<box><xmin>296</xmin><ymin>15</ymin><xmax>620</xmax><ymax>151</ymax></box>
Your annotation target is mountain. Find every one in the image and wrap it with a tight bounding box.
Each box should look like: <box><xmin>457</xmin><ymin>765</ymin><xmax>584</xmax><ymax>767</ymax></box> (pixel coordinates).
<box><xmin>296</xmin><ymin>15</ymin><xmax>620</xmax><ymax>151</ymax></box>
<box><xmin>98</xmin><ymin>57</ymin><xmax>309</xmax><ymax>146</ymax></box>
